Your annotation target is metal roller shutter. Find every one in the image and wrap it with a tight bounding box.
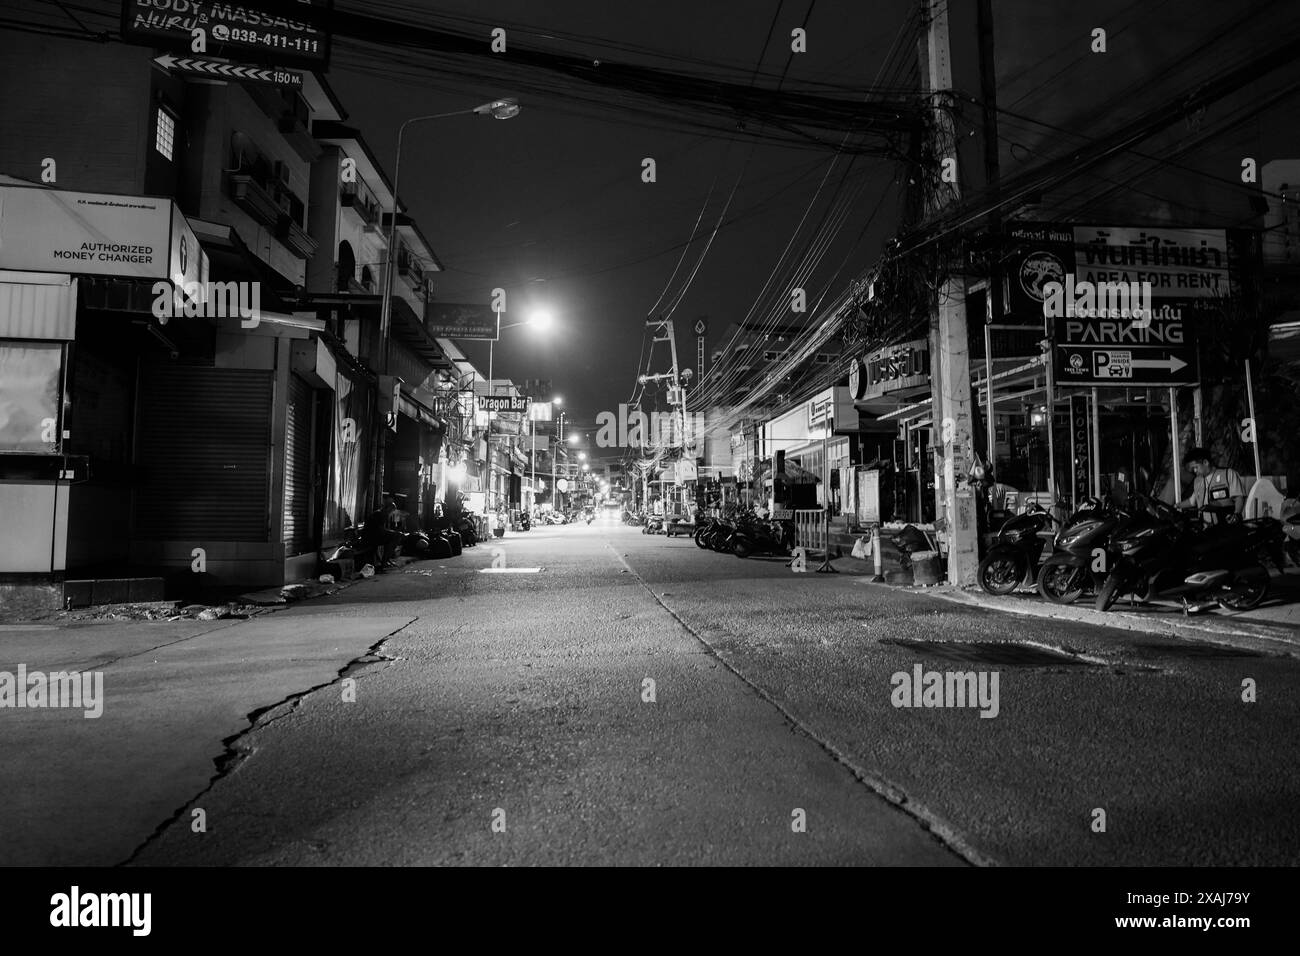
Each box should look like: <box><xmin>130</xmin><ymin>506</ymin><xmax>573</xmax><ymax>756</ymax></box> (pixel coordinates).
<box><xmin>283</xmin><ymin>373</ymin><xmax>314</xmax><ymax>553</ymax></box>
<box><xmin>135</xmin><ymin>366</ymin><xmax>273</xmax><ymax>541</ymax></box>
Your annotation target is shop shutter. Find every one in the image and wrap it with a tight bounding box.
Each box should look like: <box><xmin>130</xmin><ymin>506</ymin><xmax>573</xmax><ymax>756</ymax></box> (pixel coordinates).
<box><xmin>283</xmin><ymin>373</ymin><xmax>314</xmax><ymax>553</ymax></box>
<box><xmin>135</xmin><ymin>366</ymin><xmax>272</xmax><ymax>541</ymax></box>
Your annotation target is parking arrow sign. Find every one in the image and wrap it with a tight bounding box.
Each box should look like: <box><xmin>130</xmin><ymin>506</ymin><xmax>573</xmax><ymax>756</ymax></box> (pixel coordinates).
<box><xmin>1132</xmin><ymin>355</ymin><xmax>1189</xmax><ymax>373</ymax></box>
<box><xmin>153</xmin><ymin>54</ymin><xmax>303</xmax><ymax>89</ymax></box>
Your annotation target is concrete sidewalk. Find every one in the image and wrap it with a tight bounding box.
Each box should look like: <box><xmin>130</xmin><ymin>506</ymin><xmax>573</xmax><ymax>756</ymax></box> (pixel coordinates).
<box><xmin>840</xmin><ymin>565</ymin><xmax>1300</xmax><ymax>657</ymax></box>
<box><xmin>0</xmin><ymin>607</ymin><xmax>416</xmax><ymax>866</ymax></box>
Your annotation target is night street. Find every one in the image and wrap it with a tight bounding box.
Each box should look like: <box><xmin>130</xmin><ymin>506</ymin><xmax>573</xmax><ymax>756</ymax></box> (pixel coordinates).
<box><xmin>2</xmin><ymin>0</ymin><xmax>1299</xmax><ymax>930</ymax></box>
<box><xmin>7</xmin><ymin>513</ymin><xmax>1295</xmax><ymax>868</ymax></box>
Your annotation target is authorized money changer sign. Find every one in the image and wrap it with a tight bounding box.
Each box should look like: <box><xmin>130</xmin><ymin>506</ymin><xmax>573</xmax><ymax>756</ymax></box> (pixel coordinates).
<box><xmin>0</xmin><ymin>184</ymin><xmax>208</xmax><ymax>290</ymax></box>
<box><xmin>121</xmin><ymin>0</ymin><xmax>332</xmax><ymax>70</ymax></box>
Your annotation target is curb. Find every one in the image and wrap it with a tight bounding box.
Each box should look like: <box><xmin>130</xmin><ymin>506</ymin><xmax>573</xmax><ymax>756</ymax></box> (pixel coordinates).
<box><xmin>917</xmin><ymin>585</ymin><xmax>1300</xmax><ymax>658</ymax></box>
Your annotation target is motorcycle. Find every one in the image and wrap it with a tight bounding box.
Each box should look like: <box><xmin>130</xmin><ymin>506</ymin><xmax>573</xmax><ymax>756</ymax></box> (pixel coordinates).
<box><xmin>694</xmin><ymin>516</ymin><xmax>723</xmax><ymax>549</ymax></box>
<box><xmin>520</xmin><ymin>512</ymin><xmax>531</xmax><ymax>531</ymax></box>
<box><xmin>977</xmin><ymin>502</ymin><xmax>1059</xmax><ymax>595</ymax></box>
<box><xmin>453</xmin><ymin>512</ymin><xmax>479</xmax><ymax>547</ymax></box>
<box><xmin>731</xmin><ymin>514</ymin><xmax>795</xmax><ymax>559</ymax></box>
<box><xmin>643</xmin><ymin>515</ymin><xmax>666</xmax><ymax>535</ymax></box>
<box><xmin>1096</xmin><ymin>496</ymin><xmax>1286</xmax><ymax>614</ymax></box>
<box><xmin>1282</xmin><ymin>499</ymin><xmax>1300</xmax><ymax>567</ymax></box>
<box><xmin>1035</xmin><ymin>498</ymin><xmax>1134</xmax><ymax>604</ymax></box>
<box><xmin>706</xmin><ymin>518</ymin><xmax>739</xmax><ymax>552</ymax></box>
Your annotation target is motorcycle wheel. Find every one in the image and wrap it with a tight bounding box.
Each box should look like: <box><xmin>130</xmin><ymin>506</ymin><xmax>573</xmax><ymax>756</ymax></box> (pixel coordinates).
<box><xmin>1219</xmin><ymin>563</ymin><xmax>1270</xmax><ymax>611</ymax></box>
<box><xmin>977</xmin><ymin>552</ymin><xmax>1025</xmax><ymax>595</ymax></box>
<box><xmin>1095</xmin><ymin>570</ymin><xmax>1129</xmax><ymax>612</ymax></box>
<box><xmin>733</xmin><ymin>538</ymin><xmax>752</xmax><ymax>559</ymax></box>
<box><xmin>694</xmin><ymin>528</ymin><xmax>710</xmax><ymax>549</ymax></box>
<box><xmin>1036</xmin><ymin>563</ymin><xmax>1086</xmax><ymax>605</ymax></box>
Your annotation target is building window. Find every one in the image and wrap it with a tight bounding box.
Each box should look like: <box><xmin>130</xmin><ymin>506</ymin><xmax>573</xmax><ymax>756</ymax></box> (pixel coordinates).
<box><xmin>0</xmin><ymin>341</ymin><xmax>63</xmax><ymax>453</ymax></box>
<box><xmin>155</xmin><ymin>107</ymin><xmax>176</xmax><ymax>161</ymax></box>
<box><xmin>814</xmin><ymin>353</ymin><xmax>833</xmax><ymax>364</ymax></box>
<box><xmin>763</xmin><ymin>350</ymin><xmax>788</xmax><ymax>362</ymax></box>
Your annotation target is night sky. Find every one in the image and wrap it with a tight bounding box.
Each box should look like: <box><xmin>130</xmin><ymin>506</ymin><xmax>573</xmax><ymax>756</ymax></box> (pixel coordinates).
<box><xmin>329</xmin><ymin>0</ymin><xmax>913</xmax><ymax>444</ymax></box>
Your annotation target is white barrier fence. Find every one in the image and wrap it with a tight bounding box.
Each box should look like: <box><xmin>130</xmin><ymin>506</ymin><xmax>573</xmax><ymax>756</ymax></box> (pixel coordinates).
<box><xmin>793</xmin><ymin>509</ymin><xmax>826</xmax><ymax>554</ymax></box>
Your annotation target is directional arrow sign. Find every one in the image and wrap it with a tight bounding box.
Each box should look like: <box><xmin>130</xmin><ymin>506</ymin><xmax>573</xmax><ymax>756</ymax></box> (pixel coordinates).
<box><xmin>1132</xmin><ymin>355</ymin><xmax>1189</xmax><ymax>373</ymax></box>
<box><xmin>1051</xmin><ymin>305</ymin><xmax>1199</xmax><ymax>386</ymax></box>
<box><xmin>153</xmin><ymin>54</ymin><xmax>303</xmax><ymax>89</ymax></box>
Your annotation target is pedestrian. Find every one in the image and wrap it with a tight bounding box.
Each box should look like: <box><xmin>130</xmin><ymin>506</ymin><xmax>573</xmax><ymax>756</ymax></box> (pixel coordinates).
<box><xmin>362</xmin><ymin>492</ymin><xmax>403</xmax><ymax>570</ymax></box>
<box><xmin>1177</xmin><ymin>446</ymin><xmax>1246</xmax><ymax>523</ymax></box>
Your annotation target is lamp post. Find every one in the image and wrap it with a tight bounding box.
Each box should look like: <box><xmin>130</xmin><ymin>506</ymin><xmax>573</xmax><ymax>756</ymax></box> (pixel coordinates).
<box><xmin>372</xmin><ymin>97</ymin><xmax>519</xmax><ymax>511</ymax></box>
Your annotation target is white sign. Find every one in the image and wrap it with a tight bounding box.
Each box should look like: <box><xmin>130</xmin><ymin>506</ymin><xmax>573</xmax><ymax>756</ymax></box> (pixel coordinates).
<box><xmin>1073</xmin><ymin>226</ymin><xmax>1229</xmax><ymax>299</ymax></box>
<box><xmin>0</xmin><ymin>184</ymin><xmax>209</xmax><ymax>287</ymax></box>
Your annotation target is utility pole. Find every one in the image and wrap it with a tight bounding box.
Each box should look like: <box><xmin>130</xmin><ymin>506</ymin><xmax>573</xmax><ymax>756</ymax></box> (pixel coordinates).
<box><xmin>640</xmin><ymin>315</ymin><xmax>686</xmax><ymax>514</ymax></box>
<box><xmin>921</xmin><ymin>0</ymin><xmax>980</xmax><ymax>586</ymax></box>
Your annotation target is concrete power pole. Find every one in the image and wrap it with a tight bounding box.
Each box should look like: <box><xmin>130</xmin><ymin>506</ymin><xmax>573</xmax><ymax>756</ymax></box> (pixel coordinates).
<box><xmin>921</xmin><ymin>0</ymin><xmax>980</xmax><ymax>586</ymax></box>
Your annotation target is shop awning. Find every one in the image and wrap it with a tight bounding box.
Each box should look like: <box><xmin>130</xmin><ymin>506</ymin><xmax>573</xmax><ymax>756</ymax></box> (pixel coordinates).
<box><xmin>392</xmin><ymin>296</ymin><xmax>453</xmax><ymax>370</ymax></box>
<box><xmin>397</xmin><ymin>390</ymin><xmax>446</xmax><ymax>431</ymax></box>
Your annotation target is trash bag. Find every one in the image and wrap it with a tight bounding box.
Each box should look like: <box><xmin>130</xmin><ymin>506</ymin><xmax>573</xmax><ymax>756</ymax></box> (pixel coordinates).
<box><xmin>429</xmin><ymin>536</ymin><xmax>453</xmax><ymax>559</ymax></box>
<box><xmin>891</xmin><ymin>524</ymin><xmax>931</xmax><ymax>554</ymax></box>
<box><xmin>445</xmin><ymin>531</ymin><xmax>463</xmax><ymax>556</ymax></box>
<box><xmin>403</xmin><ymin>531</ymin><xmax>430</xmax><ymax>554</ymax></box>
<box><xmin>360</xmin><ymin>564</ymin><xmax>375</xmax><ymax>578</ymax></box>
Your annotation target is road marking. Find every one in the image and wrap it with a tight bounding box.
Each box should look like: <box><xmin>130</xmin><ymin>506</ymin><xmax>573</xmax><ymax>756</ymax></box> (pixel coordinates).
<box><xmin>478</xmin><ymin>568</ymin><xmax>543</xmax><ymax>574</ymax></box>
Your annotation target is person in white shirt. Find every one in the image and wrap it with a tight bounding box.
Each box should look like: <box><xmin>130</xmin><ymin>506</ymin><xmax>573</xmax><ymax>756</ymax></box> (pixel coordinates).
<box><xmin>1178</xmin><ymin>447</ymin><xmax>1246</xmax><ymax>524</ymax></box>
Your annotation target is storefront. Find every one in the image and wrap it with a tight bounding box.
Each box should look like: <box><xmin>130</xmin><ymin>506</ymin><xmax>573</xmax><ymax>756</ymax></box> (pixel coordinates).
<box><xmin>0</xmin><ymin>180</ymin><xmax>207</xmax><ymax>614</ymax></box>
<box><xmin>990</xmin><ymin>221</ymin><xmax>1240</xmax><ymax>513</ymax></box>
<box><xmin>848</xmin><ymin>340</ymin><xmax>936</xmax><ymax>524</ymax></box>
<box><xmin>761</xmin><ymin>386</ymin><xmax>873</xmax><ymax>516</ymax></box>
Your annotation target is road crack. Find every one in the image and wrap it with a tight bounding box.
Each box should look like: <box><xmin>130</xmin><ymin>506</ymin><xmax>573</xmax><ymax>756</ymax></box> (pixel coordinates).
<box><xmin>116</xmin><ymin>617</ymin><xmax>417</xmax><ymax>866</ymax></box>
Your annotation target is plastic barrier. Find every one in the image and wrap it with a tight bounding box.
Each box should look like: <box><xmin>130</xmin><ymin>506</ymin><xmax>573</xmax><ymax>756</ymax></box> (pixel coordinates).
<box><xmin>793</xmin><ymin>509</ymin><xmax>826</xmax><ymax>554</ymax></box>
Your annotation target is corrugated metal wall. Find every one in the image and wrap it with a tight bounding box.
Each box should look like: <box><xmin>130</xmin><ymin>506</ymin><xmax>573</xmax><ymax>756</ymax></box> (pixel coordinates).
<box><xmin>282</xmin><ymin>373</ymin><xmax>314</xmax><ymax>554</ymax></box>
<box><xmin>134</xmin><ymin>366</ymin><xmax>272</xmax><ymax>541</ymax></box>
<box><xmin>0</xmin><ymin>274</ymin><xmax>76</xmax><ymax>339</ymax></box>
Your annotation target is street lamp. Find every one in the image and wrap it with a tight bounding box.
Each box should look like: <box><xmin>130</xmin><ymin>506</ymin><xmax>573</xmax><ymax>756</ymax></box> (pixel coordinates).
<box><xmin>373</xmin><ymin>97</ymin><xmax>519</xmax><ymax>509</ymax></box>
<box><xmin>489</xmin><ymin>308</ymin><xmax>554</xmax><ymax>397</ymax></box>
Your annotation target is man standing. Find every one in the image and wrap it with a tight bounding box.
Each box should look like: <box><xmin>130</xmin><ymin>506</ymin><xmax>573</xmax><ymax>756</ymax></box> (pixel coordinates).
<box><xmin>1178</xmin><ymin>447</ymin><xmax>1247</xmax><ymax>523</ymax></box>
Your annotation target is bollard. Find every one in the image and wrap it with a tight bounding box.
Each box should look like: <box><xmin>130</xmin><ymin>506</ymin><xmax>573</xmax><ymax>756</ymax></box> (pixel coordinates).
<box><xmin>871</xmin><ymin>525</ymin><xmax>885</xmax><ymax>582</ymax></box>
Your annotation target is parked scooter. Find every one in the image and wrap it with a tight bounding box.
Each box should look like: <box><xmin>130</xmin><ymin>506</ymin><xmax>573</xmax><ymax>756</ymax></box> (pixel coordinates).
<box><xmin>694</xmin><ymin>516</ymin><xmax>723</xmax><ymax>549</ymax></box>
<box><xmin>1035</xmin><ymin>497</ymin><xmax>1133</xmax><ymax>604</ymax></box>
<box><xmin>1282</xmin><ymin>499</ymin><xmax>1300</xmax><ymax>567</ymax></box>
<box><xmin>977</xmin><ymin>502</ymin><xmax>1059</xmax><ymax>595</ymax></box>
<box><xmin>731</xmin><ymin>514</ymin><xmax>795</xmax><ymax>559</ymax></box>
<box><xmin>643</xmin><ymin>515</ymin><xmax>666</xmax><ymax>534</ymax></box>
<box><xmin>1096</xmin><ymin>496</ymin><xmax>1286</xmax><ymax>613</ymax></box>
<box><xmin>520</xmin><ymin>511</ymin><xmax>531</xmax><ymax>531</ymax></box>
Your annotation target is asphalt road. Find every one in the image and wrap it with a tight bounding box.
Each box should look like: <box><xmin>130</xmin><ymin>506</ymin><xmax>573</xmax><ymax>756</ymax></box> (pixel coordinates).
<box><xmin>127</xmin><ymin>511</ymin><xmax>1300</xmax><ymax>866</ymax></box>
